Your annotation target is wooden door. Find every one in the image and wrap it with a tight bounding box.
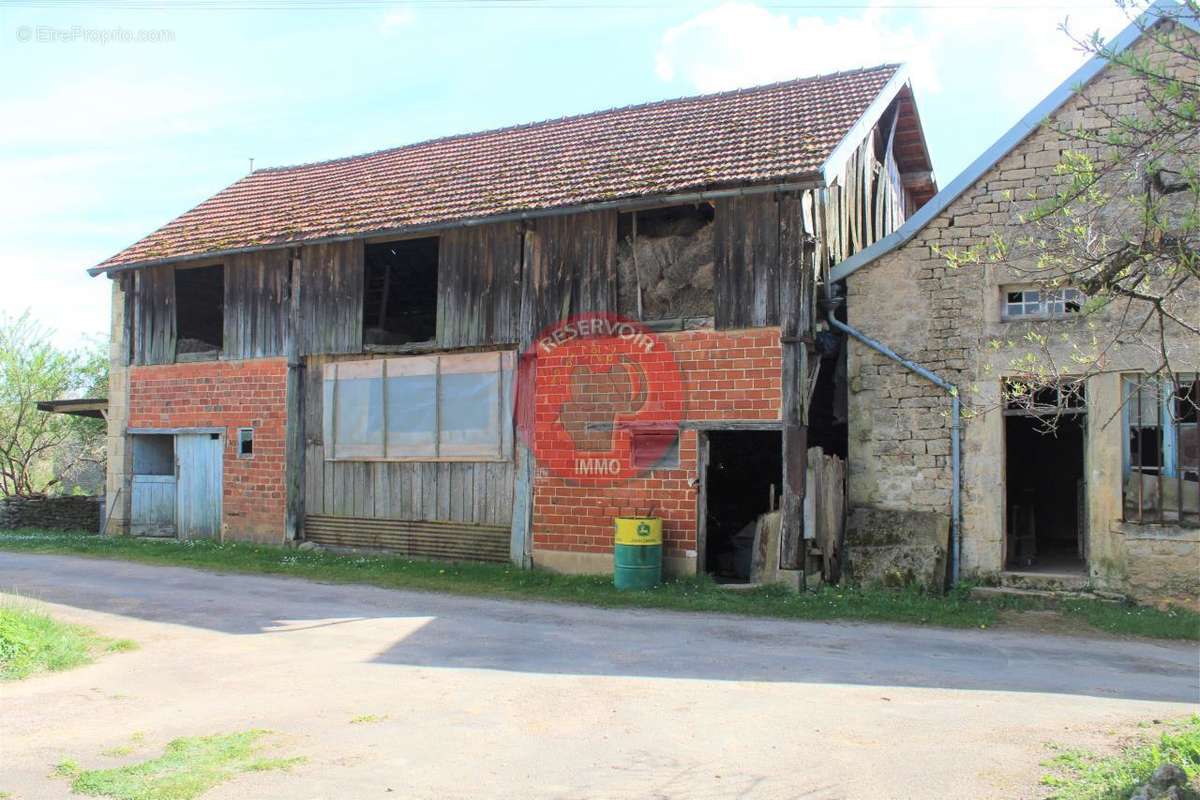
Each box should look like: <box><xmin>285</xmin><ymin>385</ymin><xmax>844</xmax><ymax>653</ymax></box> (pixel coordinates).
<box><xmin>176</xmin><ymin>433</ymin><xmax>223</xmax><ymax>539</ymax></box>
<box><xmin>131</xmin><ymin>475</ymin><xmax>176</xmax><ymax>537</ymax></box>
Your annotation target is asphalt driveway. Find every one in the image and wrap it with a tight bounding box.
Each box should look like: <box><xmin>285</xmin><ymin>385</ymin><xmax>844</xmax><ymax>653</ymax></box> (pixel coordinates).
<box><xmin>1</xmin><ymin>553</ymin><xmax>1197</xmax><ymax>799</ymax></box>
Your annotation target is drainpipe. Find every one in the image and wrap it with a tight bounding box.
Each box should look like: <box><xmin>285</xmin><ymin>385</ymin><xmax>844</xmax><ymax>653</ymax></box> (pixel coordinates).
<box><xmin>824</xmin><ymin>298</ymin><xmax>962</xmax><ymax>585</ymax></box>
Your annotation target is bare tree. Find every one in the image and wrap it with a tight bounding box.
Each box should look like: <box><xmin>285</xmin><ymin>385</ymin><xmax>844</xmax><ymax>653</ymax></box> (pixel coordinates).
<box><xmin>945</xmin><ymin>1</ymin><xmax>1198</xmax><ymax>423</ymax></box>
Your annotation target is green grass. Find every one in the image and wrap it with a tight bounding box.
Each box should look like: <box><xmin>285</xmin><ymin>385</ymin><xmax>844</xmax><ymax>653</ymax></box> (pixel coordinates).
<box><xmin>0</xmin><ymin>602</ymin><xmax>135</xmax><ymax>680</ymax></box>
<box><xmin>349</xmin><ymin>714</ymin><xmax>387</xmax><ymax>724</ymax></box>
<box><xmin>1042</xmin><ymin>716</ymin><xmax>1200</xmax><ymax>799</ymax></box>
<box><xmin>1</xmin><ymin>530</ymin><xmax>1197</xmax><ymax>640</ymax></box>
<box><xmin>56</xmin><ymin>730</ymin><xmax>303</xmax><ymax>800</ymax></box>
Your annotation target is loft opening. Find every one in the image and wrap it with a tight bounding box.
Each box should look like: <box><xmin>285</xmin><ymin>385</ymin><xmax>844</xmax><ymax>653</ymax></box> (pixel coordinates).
<box><xmin>175</xmin><ymin>264</ymin><xmax>224</xmax><ymax>358</ymax></box>
<box><xmin>702</xmin><ymin>429</ymin><xmax>782</xmax><ymax>583</ymax></box>
<box><xmin>363</xmin><ymin>237</ymin><xmax>439</xmax><ymax>346</ymax></box>
<box><xmin>616</xmin><ymin>203</ymin><xmax>715</xmax><ymax>324</ymax></box>
<box><xmin>1003</xmin><ymin>380</ymin><xmax>1087</xmax><ymax>573</ymax></box>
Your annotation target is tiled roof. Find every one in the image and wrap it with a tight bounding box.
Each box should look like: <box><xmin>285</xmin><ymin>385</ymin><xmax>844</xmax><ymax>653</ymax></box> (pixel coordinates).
<box><xmin>94</xmin><ymin>64</ymin><xmax>901</xmax><ymax>272</ymax></box>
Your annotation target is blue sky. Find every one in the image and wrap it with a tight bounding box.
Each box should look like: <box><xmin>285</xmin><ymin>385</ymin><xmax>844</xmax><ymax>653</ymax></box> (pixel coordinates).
<box><xmin>1</xmin><ymin>0</ymin><xmax>1133</xmax><ymax>349</ymax></box>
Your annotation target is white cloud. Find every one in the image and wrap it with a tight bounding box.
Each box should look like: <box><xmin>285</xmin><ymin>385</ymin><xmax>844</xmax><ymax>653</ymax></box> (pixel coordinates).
<box><xmin>382</xmin><ymin>8</ymin><xmax>417</xmax><ymax>31</ymax></box>
<box><xmin>655</xmin><ymin>1</ymin><xmax>1130</xmax><ymax>107</ymax></box>
<box><xmin>656</xmin><ymin>3</ymin><xmax>938</xmax><ymax>93</ymax></box>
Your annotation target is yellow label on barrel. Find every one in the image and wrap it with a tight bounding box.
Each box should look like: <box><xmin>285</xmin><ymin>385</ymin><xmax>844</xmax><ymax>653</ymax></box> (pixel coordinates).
<box><xmin>614</xmin><ymin>517</ymin><xmax>662</xmax><ymax>546</ymax></box>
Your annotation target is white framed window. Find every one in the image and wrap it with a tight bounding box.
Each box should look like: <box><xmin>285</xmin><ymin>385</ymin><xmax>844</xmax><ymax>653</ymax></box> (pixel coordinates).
<box><xmin>323</xmin><ymin>351</ymin><xmax>514</xmax><ymax>462</ymax></box>
<box><xmin>1002</xmin><ymin>286</ymin><xmax>1084</xmax><ymax>320</ymax></box>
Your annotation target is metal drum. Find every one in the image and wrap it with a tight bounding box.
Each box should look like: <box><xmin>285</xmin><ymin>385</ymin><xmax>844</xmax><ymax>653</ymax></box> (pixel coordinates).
<box><xmin>613</xmin><ymin>516</ymin><xmax>662</xmax><ymax>590</ymax></box>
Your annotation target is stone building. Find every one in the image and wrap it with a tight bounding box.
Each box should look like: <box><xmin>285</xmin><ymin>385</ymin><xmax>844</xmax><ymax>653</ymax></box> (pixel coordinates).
<box><xmin>834</xmin><ymin>4</ymin><xmax>1199</xmax><ymax>607</ymax></box>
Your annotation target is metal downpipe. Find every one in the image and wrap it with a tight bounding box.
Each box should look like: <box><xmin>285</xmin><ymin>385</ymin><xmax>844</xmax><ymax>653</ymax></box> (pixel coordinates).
<box><xmin>825</xmin><ymin>304</ymin><xmax>962</xmax><ymax>584</ymax></box>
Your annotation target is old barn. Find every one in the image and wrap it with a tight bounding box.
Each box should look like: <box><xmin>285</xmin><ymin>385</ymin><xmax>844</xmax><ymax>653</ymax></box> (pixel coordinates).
<box><xmin>93</xmin><ymin>64</ymin><xmax>936</xmax><ymax>582</ymax></box>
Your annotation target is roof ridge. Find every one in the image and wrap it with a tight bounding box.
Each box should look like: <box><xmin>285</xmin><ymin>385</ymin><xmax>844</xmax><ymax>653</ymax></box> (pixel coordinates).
<box><xmin>253</xmin><ymin>63</ymin><xmax>902</xmax><ymax>176</ymax></box>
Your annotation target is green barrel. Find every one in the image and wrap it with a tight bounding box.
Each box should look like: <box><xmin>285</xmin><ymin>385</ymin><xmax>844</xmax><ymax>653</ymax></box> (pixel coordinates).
<box><xmin>613</xmin><ymin>517</ymin><xmax>662</xmax><ymax>590</ymax></box>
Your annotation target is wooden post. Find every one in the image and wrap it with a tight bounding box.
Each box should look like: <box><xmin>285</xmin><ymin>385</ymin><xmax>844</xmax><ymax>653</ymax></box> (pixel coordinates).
<box><xmin>509</xmin><ymin>225</ymin><xmax>539</xmax><ymax>567</ymax></box>
<box><xmin>777</xmin><ymin>191</ymin><xmax>815</xmax><ymax>572</ymax></box>
<box><xmin>283</xmin><ymin>248</ymin><xmax>306</xmax><ymax>542</ymax></box>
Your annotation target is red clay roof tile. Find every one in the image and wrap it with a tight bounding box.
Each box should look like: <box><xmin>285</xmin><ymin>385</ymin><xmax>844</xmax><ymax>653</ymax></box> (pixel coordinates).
<box><xmin>94</xmin><ymin>64</ymin><xmax>900</xmax><ymax>271</ymax></box>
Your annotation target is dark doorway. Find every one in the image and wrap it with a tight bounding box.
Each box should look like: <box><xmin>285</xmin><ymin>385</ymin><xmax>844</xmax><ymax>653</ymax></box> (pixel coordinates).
<box><xmin>1005</xmin><ymin>414</ymin><xmax>1086</xmax><ymax>572</ymax></box>
<box><xmin>703</xmin><ymin>430</ymin><xmax>782</xmax><ymax>582</ymax></box>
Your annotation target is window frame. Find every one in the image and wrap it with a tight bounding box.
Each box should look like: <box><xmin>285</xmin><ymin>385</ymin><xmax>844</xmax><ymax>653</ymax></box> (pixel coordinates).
<box><xmin>236</xmin><ymin>427</ymin><xmax>254</xmax><ymax>459</ymax></box>
<box><xmin>1121</xmin><ymin>373</ymin><xmax>1200</xmax><ymax>527</ymax></box>
<box><xmin>1122</xmin><ymin>374</ymin><xmax>1198</xmax><ymax>480</ymax></box>
<box><xmin>323</xmin><ymin>351</ymin><xmax>514</xmax><ymax>463</ymax></box>
<box><xmin>1001</xmin><ymin>286</ymin><xmax>1084</xmax><ymax>321</ymax></box>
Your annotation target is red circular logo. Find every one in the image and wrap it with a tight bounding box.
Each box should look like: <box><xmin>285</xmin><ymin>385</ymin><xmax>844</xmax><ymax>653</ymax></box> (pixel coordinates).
<box><xmin>515</xmin><ymin>313</ymin><xmax>685</xmax><ymax>484</ymax></box>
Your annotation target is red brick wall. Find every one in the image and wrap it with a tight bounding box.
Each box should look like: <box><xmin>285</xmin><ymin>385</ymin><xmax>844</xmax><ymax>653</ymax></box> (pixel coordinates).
<box><xmin>128</xmin><ymin>359</ymin><xmax>288</xmax><ymax>542</ymax></box>
<box><xmin>532</xmin><ymin>327</ymin><xmax>782</xmax><ymax>561</ymax></box>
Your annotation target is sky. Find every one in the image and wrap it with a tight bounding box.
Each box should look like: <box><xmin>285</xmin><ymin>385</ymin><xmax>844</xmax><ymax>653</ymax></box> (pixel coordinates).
<box><xmin>0</xmin><ymin>0</ymin><xmax>1137</xmax><ymax>350</ymax></box>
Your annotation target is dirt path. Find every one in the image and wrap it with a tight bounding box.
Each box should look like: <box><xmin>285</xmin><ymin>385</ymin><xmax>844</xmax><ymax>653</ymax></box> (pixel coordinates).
<box><xmin>2</xmin><ymin>553</ymin><xmax>1196</xmax><ymax>800</ymax></box>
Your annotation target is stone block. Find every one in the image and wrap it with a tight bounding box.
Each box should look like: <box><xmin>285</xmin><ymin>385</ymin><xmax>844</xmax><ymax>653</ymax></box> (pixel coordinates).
<box><xmin>845</xmin><ymin>506</ymin><xmax>952</xmax><ymax>591</ymax></box>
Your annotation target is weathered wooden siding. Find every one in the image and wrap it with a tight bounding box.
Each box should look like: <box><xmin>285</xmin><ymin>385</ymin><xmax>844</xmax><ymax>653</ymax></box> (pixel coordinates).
<box><xmin>125</xmin><ymin>198</ymin><xmax>851</xmax><ymax>366</ymax></box>
<box><xmin>822</xmin><ymin>123</ymin><xmax>906</xmax><ymax>268</ymax></box>
<box><xmin>131</xmin><ymin>265</ymin><xmax>176</xmax><ymax>365</ymax></box>
<box><xmin>523</xmin><ymin>211</ymin><xmax>617</xmax><ymax>335</ymax></box>
<box><xmin>298</xmin><ymin>240</ymin><xmax>364</xmax><ymax>356</ymax></box>
<box><xmin>301</xmin><ymin>354</ymin><xmax>515</xmax><ymax>527</ymax></box>
<box><xmin>437</xmin><ymin>223</ymin><xmax>523</xmax><ymax>348</ymax></box>
<box><xmin>223</xmin><ymin>249</ymin><xmax>291</xmax><ymax>359</ymax></box>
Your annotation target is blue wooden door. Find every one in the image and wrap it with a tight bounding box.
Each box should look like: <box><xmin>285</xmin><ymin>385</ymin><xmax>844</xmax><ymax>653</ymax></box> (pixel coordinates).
<box><xmin>175</xmin><ymin>433</ymin><xmax>223</xmax><ymax>539</ymax></box>
<box><xmin>131</xmin><ymin>475</ymin><xmax>176</xmax><ymax>537</ymax></box>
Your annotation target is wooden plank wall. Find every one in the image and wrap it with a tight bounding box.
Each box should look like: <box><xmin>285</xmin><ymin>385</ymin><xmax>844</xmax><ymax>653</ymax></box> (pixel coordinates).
<box><xmin>713</xmin><ymin>194</ymin><xmax>781</xmax><ymax>329</ymax></box>
<box><xmin>524</xmin><ymin>211</ymin><xmax>617</xmax><ymax>335</ymax></box>
<box><xmin>131</xmin><ymin>265</ymin><xmax>176</xmax><ymax>365</ymax></box>
<box><xmin>126</xmin><ymin>197</ymin><xmax>847</xmax><ymax>366</ymax></box>
<box><xmin>223</xmin><ymin>249</ymin><xmax>291</xmax><ymax>360</ymax></box>
<box><xmin>301</xmin><ymin>354</ymin><xmax>515</xmax><ymax>527</ymax></box>
<box><xmin>437</xmin><ymin>223</ymin><xmax>523</xmax><ymax>348</ymax></box>
<box><xmin>298</xmin><ymin>240</ymin><xmax>364</xmax><ymax>356</ymax></box>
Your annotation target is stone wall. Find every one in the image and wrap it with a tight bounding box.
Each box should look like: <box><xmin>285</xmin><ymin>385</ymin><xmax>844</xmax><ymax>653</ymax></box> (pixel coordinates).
<box><xmin>844</xmin><ymin>25</ymin><xmax>1200</xmax><ymax>603</ymax></box>
<box><xmin>106</xmin><ymin>278</ymin><xmax>132</xmax><ymax>534</ymax></box>
<box><xmin>0</xmin><ymin>495</ymin><xmax>101</xmax><ymax>532</ymax></box>
<box><xmin>1116</xmin><ymin>524</ymin><xmax>1200</xmax><ymax>611</ymax></box>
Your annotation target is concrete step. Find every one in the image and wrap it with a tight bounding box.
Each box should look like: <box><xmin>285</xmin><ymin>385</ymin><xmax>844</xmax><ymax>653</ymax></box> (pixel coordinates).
<box><xmin>970</xmin><ymin>585</ymin><xmax>1121</xmax><ymax>605</ymax></box>
<box><xmin>999</xmin><ymin>570</ymin><xmax>1090</xmax><ymax>593</ymax></box>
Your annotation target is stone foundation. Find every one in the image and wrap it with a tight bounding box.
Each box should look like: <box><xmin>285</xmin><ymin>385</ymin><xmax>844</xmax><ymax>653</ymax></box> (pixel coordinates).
<box><xmin>1116</xmin><ymin>523</ymin><xmax>1200</xmax><ymax>610</ymax></box>
<box><xmin>845</xmin><ymin>506</ymin><xmax>950</xmax><ymax>591</ymax></box>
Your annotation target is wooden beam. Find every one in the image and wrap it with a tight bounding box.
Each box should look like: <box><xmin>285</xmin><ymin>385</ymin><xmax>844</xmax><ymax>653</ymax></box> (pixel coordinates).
<box><xmin>901</xmin><ymin>170</ymin><xmax>935</xmax><ymax>188</ymax></box>
<box><xmin>284</xmin><ymin>249</ymin><xmax>306</xmax><ymax>542</ymax></box>
<box><xmin>777</xmin><ymin>190</ymin><xmax>815</xmax><ymax>572</ymax></box>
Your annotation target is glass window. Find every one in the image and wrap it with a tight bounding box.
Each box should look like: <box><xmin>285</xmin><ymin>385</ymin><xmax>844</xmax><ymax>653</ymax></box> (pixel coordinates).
<box><xmin>1002</xmin><ymin>287</ymin><xmax>1084</xmax><ymax>320</ymax></box>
